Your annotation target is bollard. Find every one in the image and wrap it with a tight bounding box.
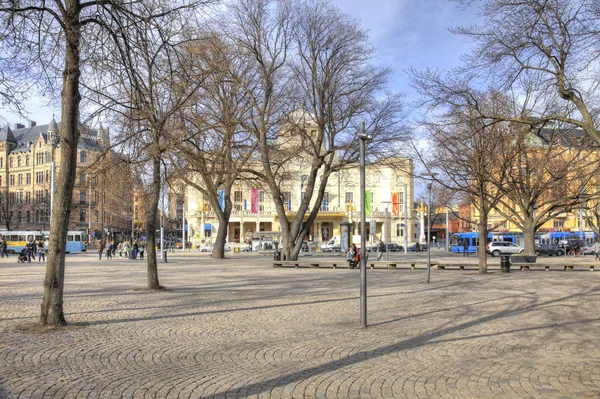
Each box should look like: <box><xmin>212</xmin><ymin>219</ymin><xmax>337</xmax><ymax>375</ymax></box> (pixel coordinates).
<box><xmin>500</xmin><ymin>255</ymin><xmax>510</xmax><ymax>273</ymax></box>
<box><xmin>163</xmin><ymin>249</ymin><xmax>168</xmax><ymax>263</ymax></box>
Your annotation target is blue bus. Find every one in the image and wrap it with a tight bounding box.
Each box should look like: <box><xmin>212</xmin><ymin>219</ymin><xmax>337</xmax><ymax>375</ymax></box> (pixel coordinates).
<box><xmin>451</xmin><ymin>232</ymin><xmax>522</xmax><ymax>253</ymax></box>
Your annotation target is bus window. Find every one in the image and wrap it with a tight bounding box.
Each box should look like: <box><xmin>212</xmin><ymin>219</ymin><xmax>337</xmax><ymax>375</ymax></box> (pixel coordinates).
<box><xmin>18</xmin><ymin>235</ymin><xmax>26</xmax><ymax>241</ymax></box>
<box><xmin>67</xmin><ymin>235</ymin><xmax>74</xmax><ymax>242</ymax></box>
<box><xmin>74</xmin><ymin>234</ymin><xmax>81</xmax><ymax>241</ymax></box>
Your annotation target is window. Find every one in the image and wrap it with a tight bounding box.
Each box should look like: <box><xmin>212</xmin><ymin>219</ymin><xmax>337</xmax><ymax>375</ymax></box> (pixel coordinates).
<box><xmin>80</xmin><ymin>191</ymin><xmax>86</xmax><ymax>204</ymax></box>
<box><xmin>45</xmin><ymin>152</ymin><xmax>50</xmax><ymax>163</ymax></box>
<box><xmin>17</xmin><ymin>211</ymin><xmax>22</xmax><ymax>223</ymax></box>
<box><xmin>9</xmin><ymin>192</ymin><xmax>15</xmax><ymax>204</ymax></box>
<box><xmin>9</xmin><ymin>175</ymin><xmax>14</xmax><ymax>185</ymax></box>
<box><xmin>95</xmin><ymin>210</ymin><xmax>99</xmax><ymax>222</ymax></box>
<box><xmin>0</xmin><ymin>157</ymin><xmax>3</xmax><ymax>168</ymax></box>
<box><xmin>9</xmin><ymin>158</ymin><xmax>13</xmax><ymax>168</ymax></box>
<box><xmin>259</xmin><ymin>190</ymin><xmax>264</xmax><ymax>212</ymax></box>
<box><xmin>25</xmin><ymin>155</ymin><xmax>29</xmax><ymax>166</ymax></box>
<box><xmin>17</xmin><ymin>174</ymin><xmax>22</xmax><ymax>185</ymax></box>
<box><xmin>80</xmin><ymin>151</ymin><xmax>86</xmax><ymax>163</ymax></box>
<box><xmin>26</xmin><ymin>211</ymin><xmax>30</xmax><ymax>223</ymax></box>
<box><xmin>17</xmin><ymin>191</ymin><xmax>23</xmax><ymax>204</ymax></box>
<box><xmin>94</xmin><ymin>191</ymin><xmax>99</xmax><ymax>203</ymax></box>
<box><xmin>79</xmin><ymin>209</ymin><xmax>86</xmax><ymax>222</ymax></box>
<box><xmin>322</xmin><ymin>192</ymin><xmax>329</xmax><ymax>211</ymax></box>
<box><xmin>553</xmin><ymin>220</ymin><xmax>565</xmax><ymax>228</ymax></box>
<box><xmin>26</xmin><ymin>173</ymin><xmax>31</xmax><ymax>184</ymax></box>
<box><xmin>35</xmin><ymin>210</ymin><xmax>39</xmax><ymax>223</ymax></box>
<box><xmin>345</xmin><ymin>192</ymin><xmax>354</xmax><ymax>208</ymax></box>
<box><xmin>25</xmin><ymin>191</ymin><xmax>30</xmax><ymax>204</ymax></box>
<box><xmin>17</xmin><ymin>157</ymin><xmax>21</xmax><ymax>167</ymax></box>
<box><xmin>45</xmin><ymin>170</ymin><xmax>49</xmax><ymax>182</ymax></box>
<box><xmin>234</xmin><ymin>190</ymin><xmax>242</xmax><ymax>202</ymax></box>
<box><xmin>0</xmin><ymin>176</ymin><xmax>2</xmax><ymax>186</ymax></box>
<box><xmin>283</xmin><ymin>191</ymin><xmax>292</xmax><ymax>211</ymax></box>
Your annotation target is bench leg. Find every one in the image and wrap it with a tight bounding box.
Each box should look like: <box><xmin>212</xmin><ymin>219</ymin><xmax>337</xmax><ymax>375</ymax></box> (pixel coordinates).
<box><xmin>564</xmin><ymin>265</ymin><xmax>574</xmax><ymax>271</ymax></box>
<box><xmin>545</xmin><ymin>265</ymin><xmax>549</xmax><ymax>271</ymax></box>
<box><xmin>387</xmin><ymin>264</ymin><xmax>396</xmax><ymax>269</ymax></box>
<box><xmin>410</xmin><ymin>263</ymin><xmax>415</xmax><ymax>270</ymax></box>
<box><xmin>591</xmin><ymin>265</ymin><xmax>595</xmax><ymax>272</ymax></box>
<box><xmin>460</xmin><ymin>265</ymin><xmax>464</xmax><ymax>270</ymax></box>
<box><xmin>370</xmin><ymin>263</ymin><xmax>374</xmax><ymax>269</ymax></box>
<box><xmin>332</xmin><ymin>264</ymin><xmax>337</xmax><ymax>269</ymax></box>
<box><xmin>520</xmin><ymin>265</ymin><xmax>529</xmax><ymax>271</ymax></box>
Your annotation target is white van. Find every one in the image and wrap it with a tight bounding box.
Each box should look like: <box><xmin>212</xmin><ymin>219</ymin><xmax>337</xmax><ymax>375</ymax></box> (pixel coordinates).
<box><xmin>321</xmin><ymin>237</ymin><xmax>340</xmax><ymax>252</ymax></box>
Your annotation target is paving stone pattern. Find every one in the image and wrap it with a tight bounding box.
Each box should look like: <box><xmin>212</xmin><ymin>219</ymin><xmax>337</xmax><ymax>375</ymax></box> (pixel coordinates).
<box><xmin>1</xmin><ymin>253</ymin><xmax>600</xmax><ymax>398</ymax></box>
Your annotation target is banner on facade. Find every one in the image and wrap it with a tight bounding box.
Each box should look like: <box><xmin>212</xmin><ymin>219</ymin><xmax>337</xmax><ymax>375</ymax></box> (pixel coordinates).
<box><xmin>392</xmin><ymin>192</ymin><xmax>399</xmax><ymax>215</ymax></box>
<box><xmin>365</xmin><ymin>190</ymin><xmax>371</xmax><ymax>216</ymax></box>
<box><xmin>251</xmin><ymin>189</ymin><xmax>259</xmax><ymax>214</ymax></box>
<box><xmin>218</xmin><ymin>190</ymin><xmax>225</xmax><ymax>211</ymax></box>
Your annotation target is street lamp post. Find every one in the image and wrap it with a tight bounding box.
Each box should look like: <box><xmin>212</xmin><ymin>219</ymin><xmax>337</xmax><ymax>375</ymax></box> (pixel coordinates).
<box><xmin>358</xmin><ymin>122</ymin><xmax>371</xmax><ymax>328</ymax></box>
<box><xmin>421</xmin><ymin>172</ymin><xmax>438</xmax><ymax>283</ymax></box>
<box><xmin>404</xmin><ymin>183</ymin><xmax>408</xmax><ymax>255</ymax></box>
<box><xmin>445</xmin><ymin>207</ymin><xmax>449</xmax><ymax>252</ymax></box>
<box><xmin>382</xmin><ymin>201</ymin><xmax>391</xmax><ymax>261</ymax></box>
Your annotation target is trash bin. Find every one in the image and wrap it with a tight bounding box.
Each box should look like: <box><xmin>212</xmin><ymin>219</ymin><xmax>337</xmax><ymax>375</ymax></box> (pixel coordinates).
<box><xmin>274</xmin><ymin>251</ymin><xmax>281</xmax><ymax>261</ymax></box>
<box><xmin>500</xmin><ymin>255</ymin><xmax>510</xmax><ymax>273</ymax></box>
<box><xmin>234</xmin><ymin>247</ymin><xmax>239</xmax><ymax>253</ymax></box>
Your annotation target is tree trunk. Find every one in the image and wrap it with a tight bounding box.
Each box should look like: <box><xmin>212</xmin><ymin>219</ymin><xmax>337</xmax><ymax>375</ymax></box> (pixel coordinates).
<box><xmin>40</xmin><ymin>0</ymin><xmax>81</xmax><ymax>326</ymax></box>
<box><xmin>145</xmin><ymin>156</ymin><xmax>162</xmax><ymax>290</ymax></box>
<box><xmin>211</xmin><ymin>207</ymin><xmax>230</xmax><ymax>259</ymax></box>
<box><xmin>523</xmin><ymin>217</ymin><xmax>535</xmax><ymax>254</ymax></box>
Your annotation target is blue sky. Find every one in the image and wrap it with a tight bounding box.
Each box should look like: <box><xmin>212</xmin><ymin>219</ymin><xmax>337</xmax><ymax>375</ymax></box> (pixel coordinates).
<box><xmin>331</xmin><ymin>0</ymin><xmax>479</xmax><ymax>99</ymax></box>
<box><xmin>3</xmin><ymin>0</ymin><xmax>480</xmax><ymax>127</ymax></box>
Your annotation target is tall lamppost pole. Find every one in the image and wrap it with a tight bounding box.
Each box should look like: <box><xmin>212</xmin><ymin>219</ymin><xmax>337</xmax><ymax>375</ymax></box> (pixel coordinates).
<box><xmin>445</xmin><ymin>207</ymin><xmax>449</xmax><ymax>252</ymax></box>
<box><xmin>382</xmin><ymin>201</ymin><xmax>391</xmax><ymax>261</ymax></box>
<box><xmin>358</xmin><ymin>122</ymin><xmax>371</xmax><ymax>328</ymax></box>
<box><xmin>422</xmin><ymin>172</ymin><xmax>438</xmax><ymax>283</ymax></box>
<box><xmin>404</xmin><ymin>183</ymin><xmax>408</xmax><ymax>255</ymax></box>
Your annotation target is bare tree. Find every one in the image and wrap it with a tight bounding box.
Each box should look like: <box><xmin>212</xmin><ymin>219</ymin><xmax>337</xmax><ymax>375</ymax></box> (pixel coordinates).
<box><xmin>225</xmin><ymin>0</ymin><xmax>408</xmax><ymax>261</ymax></box>
<box><xmin>0</xmin><ymin>0</ymin><xmax>207</xmax><ymax>326</ymax></box>
<box><xmin>490</xmin><ymin>123</ymin><xmax>600</xmax><ymax>253</ymax></box>
<box><xmin>410</xmin><ymin>74</ymin><xmax>512</xmax><ymax>273</ymax></box>
<box><xmin>168</xmin><ymin>36</ymin><xmax>257</xmax><ymax>259</ymax></box>
<box><xmin>452</xmin><ymin>0</ymin><xmax>600</xmax><ymax>146</ymax></box>
<box><xmin>86</xmin><ymin>2</ymin><xmax>213</xmax><ymax>289</ymax></box>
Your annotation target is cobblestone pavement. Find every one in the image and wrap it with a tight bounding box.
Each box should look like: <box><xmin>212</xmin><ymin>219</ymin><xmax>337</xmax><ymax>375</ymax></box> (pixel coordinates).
<box><xmin>1</xmin><ymin>252</ymin><xmax>600</xmax><ymax>398</ymax></box>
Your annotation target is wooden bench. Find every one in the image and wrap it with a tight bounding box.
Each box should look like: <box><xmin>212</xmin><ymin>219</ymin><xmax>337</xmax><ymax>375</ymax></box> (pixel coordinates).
<box><xmin>435</xmin><ymin>263</ymin><xmax>465</xmax><ymax>270</ymax></box>
<box><xmin>562</xmin><ymin>264</ymin><xmax>595</xmax><ymax>272</ymax></box>
<box><xmin>510</xmin><ymin>262</ymin><xmax>532</xmax><ymax>271</ymax></box>
<box><xmin>273</xmin><ymin>261</ymin><xmax>432</xmax><ymax>269</ymax></box>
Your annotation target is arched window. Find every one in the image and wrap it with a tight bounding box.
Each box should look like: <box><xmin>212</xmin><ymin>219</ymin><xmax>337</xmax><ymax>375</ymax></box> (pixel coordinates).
<box><xmin>17</xmin><ymin>157</ymin><xmax>21</xmax><ymax>167</ymax></box>
<box><xmin>9</xmin><ymin>158</ymin><xmax>13</xmax><ymax>168</ymax></box>
<box><xmin>25</xmin><ymin>155</ymin><xmax>29</xmax><ymax>166</ymax></box>
<box><xmin>80</xmin><ymin>151</ymin><xmax>87</xmax><ymax>163</ymax></box>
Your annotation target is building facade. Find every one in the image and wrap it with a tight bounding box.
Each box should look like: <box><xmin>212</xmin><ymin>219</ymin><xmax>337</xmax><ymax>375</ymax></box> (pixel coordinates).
<box><xmin>170</xmin><ymin>158</ymin><xmax>416</xmax><ymax>248</ymax></box>
<box><xmin>0</xmin><ymin>118</ymin><xmax>133</xmax><ymax>238</ymax></box>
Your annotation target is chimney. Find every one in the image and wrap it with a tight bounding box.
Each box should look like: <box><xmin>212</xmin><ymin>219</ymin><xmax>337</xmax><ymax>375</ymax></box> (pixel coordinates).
<box><xmin>15</xmin><ymin>123</ymin><xmax>24</xmax><ymax>129</ymax></box>
<box><xmin>30</xmin><ymin>120</ymin><xmax>36</xmax><ymax>127</ymax></box>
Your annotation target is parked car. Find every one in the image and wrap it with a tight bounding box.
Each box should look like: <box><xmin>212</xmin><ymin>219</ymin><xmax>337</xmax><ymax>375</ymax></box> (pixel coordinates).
<box><xmin>486</xmin><ymin>241</ymin><xmax>523</xmax><ymax>257</ymax></box>
<box><xmin>387</xmin><ymin>243</ymin><xmax>404</xmax><ymax>252</ymax></box>
<box><xmin>199</xmin><ymin>244</ymin><xmax>230</xmax><ymax>252</ymax></box>
<box><xmin>534</xmin><ymin>244</ymin><xmax>564</xmax><ymax>257</ymax></box>
<box><xmin>407</xmin><ymin>243</ymin><xmax>428</xmax><ymax>252</ymax></box>
<box><xmin>557</xmin><ymin>239</ymin><xmax>590</xmax><ymax>255</ymax></box>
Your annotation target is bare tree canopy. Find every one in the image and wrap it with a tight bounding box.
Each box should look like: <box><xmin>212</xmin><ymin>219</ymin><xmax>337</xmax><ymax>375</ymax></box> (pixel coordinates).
<box><xmin>451</xmin><ymin>0</ymin><xmax>600</xmax><ymax>145</ymax></box>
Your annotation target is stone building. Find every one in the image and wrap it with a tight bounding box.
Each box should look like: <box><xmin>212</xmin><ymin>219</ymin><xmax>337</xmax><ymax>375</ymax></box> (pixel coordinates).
<box><xmin>0</xmin><ymin>118</ymin><xmax>133</xmax><ymax>238</ymax></box>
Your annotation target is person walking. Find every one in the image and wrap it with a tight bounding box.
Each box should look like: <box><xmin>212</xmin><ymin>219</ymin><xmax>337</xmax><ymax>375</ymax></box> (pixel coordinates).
<box><xmin>117</xmin><ymin>241</ymin><xmax>123</xmax><ymax>258</ymax></box>
<box><xmin>376</xmin><ymin>240</ymin><xmax>385</xmax><ymax>261</ymax></box>
<box><xmin>26</xmin><ymin>239</ymin><xmax>36</xmax><ymax>263</ymax></box>
<box><xmin>593</xmin><ymin>240</ymin><xmax>600</xmax><ymax>261</ymax></box>
<box><xmin>139</xmin><ymin>241</ymin><xmax>145</xmax><ymax>260</ymax></box>
<box><xmin>0</xmin><ymin>237</ymin><xmax>8</xmax><ymax>258</ymax></box>
<box><xmin>37</xmin><ymin>240</ymin><xmax>46</xmax><ymax>262</ymax></box>
<box><xmin>105</xmin><ymin>241</ymin><xmax>113</xmax><ymax>260</ymax></box>
<box><xmin>132</xmin><ymin>240</ymin><xmax>139</xmax><ymax>259</ymax></box>
<box><xmin>463</xmin><ymin>240</ymin><xmax>469</xmax><ymax>257</ymax></box>
<box><xmin>98</xmin><ymin>240</ymin><xmax>105</xmax><ymax>260</ymax></box>
<box><xmin>122</xmin><ymin>240</ymin><xmax>130</xmax><ymax>259</ymax></box>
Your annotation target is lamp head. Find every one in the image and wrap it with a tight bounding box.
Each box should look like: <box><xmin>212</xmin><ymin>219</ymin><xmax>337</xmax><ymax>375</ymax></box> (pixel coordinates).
<box><xmin>357</xmin><ymin>121</ymin><xmax>372</xmax><ymax>140</ymax></box>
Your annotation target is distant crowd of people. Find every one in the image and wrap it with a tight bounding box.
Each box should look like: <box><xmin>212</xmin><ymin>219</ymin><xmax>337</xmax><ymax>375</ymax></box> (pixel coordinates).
<box><xmin>95</xmin><ymin>238</ymin><xmax>146</xmax><ymax>260</ymax></box>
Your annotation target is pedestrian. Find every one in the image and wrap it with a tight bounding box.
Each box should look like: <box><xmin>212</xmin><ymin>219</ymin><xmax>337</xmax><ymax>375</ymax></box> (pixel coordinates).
<box><xmin>0</xmin><ymin>237</ymin><xmax>8</xmax><ymax>258</ymax></box>
<box><xmin>593</xmin><ymin>240</ymin><xmax>600</xmax><ymax>261</ymax></box>
<box><xmin>377</xmin><ymin>240</ymin><xmax>385</xmax><ymax>261</ymax></box>
<box><xmin>98</xmin><ymin>240</ymin><xmax>105</xmax><ymax>260</ymax></box>
<box><xmin>105</xmin><ymin>241</ymin><xmax>113</xmax><ymax>260</ymax></box>
<box><xmin>132</xmin><ymin>240</ymin><xmax>139</xmax><ymax>259</ymax></box>
<box><xmin>37</xmin><ymin>240</ymin><xmax>46</xmax><ymax>262</ymax></box>
<box><xmin>463</xmin><ymin>240</ymin><xmax>469</xmax><ymax>257</ymax></box>
<box><xmin>26</xmin><ymin>239</ymin><xmax>36</xmax><ymax>263</ymax></box>
<box><xmin>118</xmin><ymin>241</ymin><xmax>123</xmax><ymax>258</ymax></box>
<box><xmin>122</xmin><ymin>240</ymin><xmax>130</xmax><ymax>259</ymax></box>
<box><xmin>139</xmin><ymin>241</ymin><xmax>145</xmax><ymax>260</ymax></box>
<box><xmin>348</xmin><ymin>243</ymin><xmax>359</xmax><ymax>269</ymax></box>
